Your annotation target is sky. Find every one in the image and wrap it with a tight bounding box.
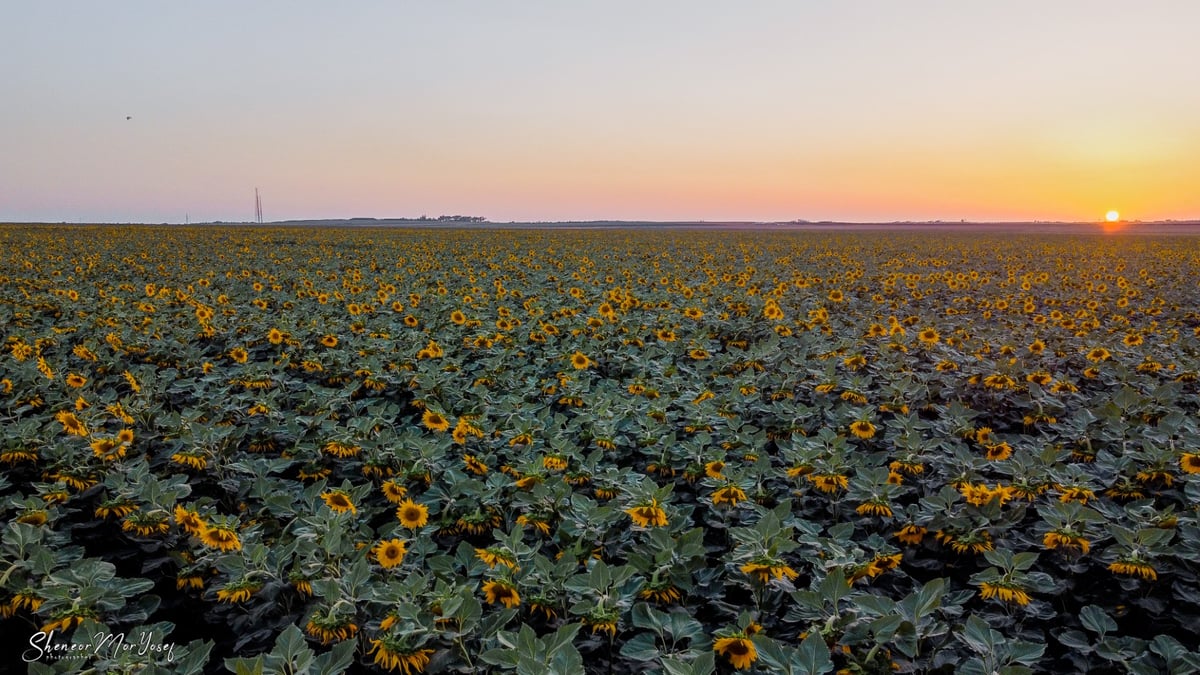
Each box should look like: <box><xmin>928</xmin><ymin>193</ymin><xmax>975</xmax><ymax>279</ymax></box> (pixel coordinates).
<box><xmin>3</xmin><ymin>1</ymin><xmax>1199</xmax><ymax>224</ymax></box>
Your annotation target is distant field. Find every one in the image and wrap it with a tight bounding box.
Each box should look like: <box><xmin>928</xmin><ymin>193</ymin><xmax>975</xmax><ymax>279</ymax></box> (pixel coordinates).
<box><xmin>2</xmin><ymin>225</ymin><xmax>1198</xmax><ymax>673</ymax></box>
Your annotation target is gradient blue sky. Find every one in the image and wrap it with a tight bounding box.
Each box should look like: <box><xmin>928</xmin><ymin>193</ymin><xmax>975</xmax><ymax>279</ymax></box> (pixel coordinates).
<box><xmin>3</xmin><ymin>2</ymin><xmax>1198</xmax><ymax>223</ymax></box>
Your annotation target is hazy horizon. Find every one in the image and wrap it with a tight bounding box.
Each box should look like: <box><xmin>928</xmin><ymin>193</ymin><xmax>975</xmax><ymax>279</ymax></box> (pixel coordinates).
<box><xmin>4</xmin><ymin>2</ymin><xmax>1199</xmax><ymax>224</ymax></box>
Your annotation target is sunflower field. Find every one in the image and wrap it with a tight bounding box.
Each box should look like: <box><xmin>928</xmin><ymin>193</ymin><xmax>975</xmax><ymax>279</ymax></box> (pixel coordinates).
<box><xmin>2</xmin><ymin>224</ymin><xmax>1199</xmax><ymax>674</ymax></box>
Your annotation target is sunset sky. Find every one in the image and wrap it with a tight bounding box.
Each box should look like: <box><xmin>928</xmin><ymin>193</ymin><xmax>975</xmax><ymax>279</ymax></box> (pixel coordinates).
<box><xmin>3</xmin><ymin>2</ymin><xmax>1199</xmax><ymax>224</ymax></box>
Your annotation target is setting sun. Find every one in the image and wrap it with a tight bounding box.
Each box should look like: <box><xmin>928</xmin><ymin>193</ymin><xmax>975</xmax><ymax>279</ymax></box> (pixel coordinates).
<box><xmin>1105</xmin><ymin>210</ymin><xmax>1120</xmax><ymax>222</ymax></box>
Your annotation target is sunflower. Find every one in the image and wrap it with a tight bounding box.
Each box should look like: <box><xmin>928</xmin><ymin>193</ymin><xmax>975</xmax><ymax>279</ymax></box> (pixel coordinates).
<box><xmin>176</xmin><ymin>575</ymin><xmax>205</xmax><ymax>591</ymax></box>
<box><xmin>625</xmin><ymin>499</ymin><xmax>668</xmax><ymax>527</ymax></box>
<box><xmin>95</xmin><ymin>500</ymin><xmax>137</xmax><ymax>519</ymax></box>
<box><xmin>1026</xmin><ymin>371</ymin><xmax>1053</xmax><ymax>386</ymax></box>
<box><xmin>321</xmin><ymin>490</ymin><xmax>357</xmax><ymax>515</ymax></box>
<box><xmin>1085</xmin><ymin>347</ymin><xmax>1111</xmax><ymax>362</ymax></box>
<box><xmin>894</xmin><ymin>524</ymin><xmax>927</xmax><ymax>546</ymax></box>
<box><xmin>322</xmin><ymin>440</ymin><xmax>361</xmax><ymax>458</ymax></box>
<box><xmin>16</xmin><ymin>509</ymin><xmax>48</xmax><ymax>526</ymax></box>
<box><xmin>1043</xmin><ymin>530</ymin><xmax>1090</xmax><ymax>554</ymax></box>
<box><xmin>855</xmin><ymin>501</ymin><xmax>893</xmax><ymax>518</ymax></box>
<box><xmin>979</xmin><ymin>581</ymin><xmax>1031</xmax><ymax>605</ymax></box>
<box><xmin>298</xmin><ymin>465</ymin><xmax>332</xmax><ymax>482</ymax></box>
<box><xmin>842</xmin><ymin>354</ymin><xmax>867</xmax><ymax>370</ymax></box>
<box><xmin>369</xmin><ymin>639</ymin><xmax>435</xmax><ymax>675</ymax></box>
<box><xmin>374</xmin><ymin>538</ymin><xmax>408</xmax><ymax>568</ymax></box>
<box><xmin>41</xmin><ymin>608</ymin><xmax>99</xmax><ymax>633</ymax></box>
<box><xmin>200</xmin><ymin>523</ymin><xmax>242</xmax><ymax>552</ymax></box>
<box><xmin>65</xmin><ymin>373</ymin><xmax>87</xmax><ymax>388</ymax></box>
<box><xmin>849</xmin><ymin>420</ymin><xmax>876</xmax><ymax>439</ymax></box>
<box><xmin>940</xmin><ymin>530</ymin><xmax>994</xmax><ymax>555</ymax></box>
<box><xmin>380</xmin><ymin>480</ymin><xmax>408</xmax><ymax>503</ymax></box>
<box><xmin>321</xmin><ymin>334</ymin><xmax>339</xmax><ymax>348</ymax></box>
<box><xmin>266</xmin><ymin>328</ymin><xmax>285</xmax><ymax>344</ymax></box>
<box><xmin>806</xmin><ymin>473</ymin><xmax>849</xmax><ymax>494</ymax></box>
<box><xmin>1109</xmin><ymin>559</ymin><xmax>1157</xmax><ymax>581</ymax></box>
<box><xmin>171</xmin><ymin>451</ymin><xmax>207</xmax><ymax>470</ymax></box>
<box><xmin>482</xmin><ymin>580</ymin><xmax>520</xmax><ymax>608</ymax></box>
<box><xmin>216</xmin><ymin>581</ymin><xmax>260</xmax><ymax>603</ymax></box>
<box><xmin>704</xmin><ymin>460</ymin><xmax>726</xmax><ymax>479</ymax></box>
<box><xmin>0</xmin><ymin>448</ymin><xmax>35</xmax><ymax>465</ymax></box>
<box><xmin>840</xmin><ymin>390</ymin><xmax>868</xmax><ymax>405</ymax></box>
<box><xmin>10</xmin><ymin>589</ymin><xmax>43</xmax><ymax>612</ymax></box>
<box><xmin>516</xmin><ymin>514</ymin><xmax>551</xmax><ymax>535</ymax></box>
<box><xmin>740</xmin><ymin>560</ymin><xmax>799</xmax><ymax>584</ymax></box>
<box><xmin>638</xmin><ymin>582</ymin><xmax>682</xmax><ymax>604</ymax></box>
<box><xmin>422</xmin><ymin>410</ymin><xmax>450</xmax><ymax>433</ymax></box>
<box><xmin>1057</xmin><ymin>486</ymin><xmax>1094</xmax><ymax>504</ymax></box>
<box><xmin>291</xmin><ymin>575</ymin><xmax>314</xmax><ymax>597</ymax></box>
<box><xmin>397</xmin><ymin>499</ymin><xmax>429</xmax><ymax>528</ymax></box>
<box><xmin>1180</xmin><ymin>453</ymin><xmax>1200</xmax><ymax>475</ymax></box>
<box><xmin>594</xmin><ymin>487</ymin><xmax>618</xmax><ymax>500</ymax></box>
<box><xmin>229</xmin><ymin>347</ymin><xmax>249</xmax><ymax>363</ymax></box>
<box><xmin>985</xmin><ymin>442</ymin><xmax>1013</xmax><ymax>461</ymax></box>
<box><xmin>714</xmin><ymin>635</ymin><xmax>758</xmax><ymax>670</ymax></box>
<box><xmin>172</xmin><ymin>503</ymin><xmax>202</xmax><ymax>533</ymax></box>
<box><xmin>122</xmin><ymin>512</ymin><xmax>170</xmax><ymax>536</ymax></box>
<box><xmin>711</xmin><ymin>485</ymin><xmax>747</xmax><ymax>506</ymax></box>
<box><xmin>55</xmin><ymin>410</ymin><xmax>88</xmax><ymax>436</ymax></box>
<box><xmin>476</xmin><ymin>547</ymin><xmax>519</xmax><ymax>570</ymax></box>
<box><xmin>917</xmin><ymin>328</ymin><xmax>940</xmax><ymax>345</ymax></box>
<box><xmin>455</xmin><ymin>454</ymin><xmax>487</xmax><ymax>475</ymax></box>
<box><xmin>91</xmin><ymin>437</ymin><xmax>127</xmax><ymax>462</ymax></box>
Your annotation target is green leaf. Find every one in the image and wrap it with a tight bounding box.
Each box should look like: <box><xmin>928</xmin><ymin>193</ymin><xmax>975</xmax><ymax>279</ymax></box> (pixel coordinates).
<box><xmin>591</xmin><ymin>559</ymin><xmax>612</xmax><ymax>589</ymax></box>
<box><xmin>1056</xmin><ymin>630</ymin><xmax>1092</xmax><ymax>652</ymax></box>
<box><xmin>893</xmin><ymin>620</ymin><xmax>918</xmax><ymax>658</ymax></box>
<box><xmin>632</xmin><ymin>602</ymin><xmax>668</xmax><ymax>631</ymax></box>
<box><xmin>752</xmin><ymin>636</ymin><xmax>792</xmax><ymax>672</ymax></box>
<box><xmin>668</xmin><ymin>611</ymin><xmax>706</xmax><ymax>643</ymax></box>
<box><xmin>314</xmin><ymin>638</ymin><xmax>357</xmax><ymax>675</ymax></box>
<box><xmin>1007</xmin><ymin>640</ymin><xmax>1046</xmax><ymax>665</ymax></box>
<box><xmin>224</xmin><ymin>655</ymin><xmax>264</xmax><ymax>675</ymax></box>
<box><xmin>796</xmin><ymin>632</ymin><xmax>835</xmax><ymax>674</ymax></box>
<box><xmin>480</xmin><ymin>648</ymin><xmax>521</xmax><ymax>667</ymax></box>
<box><xmin>1079</xmin><ymin>605</ymin><xmax>1117</xmax><ymax>636</ymax></box>
<box><xmin>619</xmin><ymin>633</ymin><xmax>662</xmax><ymax>662</ymax></box>
<box><xmin>870</xmin><ymin>614</ymin><xmax>904</xmax><ymax>643</ymax></box>
<box><xmin>662</xmin><ymin>651</ymin><xmax>716</xmax><ymax>675</ymax></box>
<box><xmin>959</xmin><ymin>615</ymin><xmax>996</xmax><ymax>654</ymax></box>
<box><xmin>274</xmin><ymin>624</ymin><xmax>314</xmax><ymax>672</ymax></box>
<box><xmin>903</xmin><ymin>577</ymin><xmax>946</xmax><ymax>621</ymax></box>
<box><xmin>817</xmin><ymin>567</ymin><xmax>850</xmax><ymax>606</ymax></box>
<box><xmin>176</xmin><ymin>639</ymin><xmax>215</xmax><ymax>675</ymax></box>
<box><xmin>1149</xmin><ymin>634</ymin><xmax>1200</xmax><ymax>673</ymax></box>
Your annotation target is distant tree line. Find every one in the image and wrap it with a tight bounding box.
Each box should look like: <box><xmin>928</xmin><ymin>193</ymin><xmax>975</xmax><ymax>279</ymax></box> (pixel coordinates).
<box><xmin>422</xmin><ymin>215</ymin><xmax>488</xmax><ymax>222</ymax></box>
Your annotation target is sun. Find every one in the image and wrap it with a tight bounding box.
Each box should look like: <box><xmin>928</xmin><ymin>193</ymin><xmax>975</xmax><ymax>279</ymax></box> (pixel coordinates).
<box><xmin>1105</xmin><ymin>210</ymin><xmax>1120</xmax><ymax>222</ymax></box>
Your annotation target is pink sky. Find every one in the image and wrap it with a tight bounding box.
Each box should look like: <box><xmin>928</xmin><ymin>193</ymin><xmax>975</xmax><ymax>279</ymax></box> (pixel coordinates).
<box><xmin>3</xmin><ymin>2</ymin><xmax>1198</xmax><ymax>223</ymax></box>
